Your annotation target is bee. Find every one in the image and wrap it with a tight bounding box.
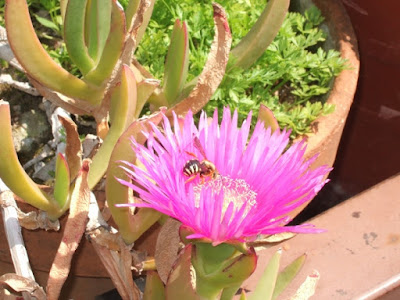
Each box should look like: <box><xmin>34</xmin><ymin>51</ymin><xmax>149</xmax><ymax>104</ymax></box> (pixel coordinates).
<box><xmin>183</xmin><ymin>137</ymin><xmax>218</xmax><ymax>184</ymax></box>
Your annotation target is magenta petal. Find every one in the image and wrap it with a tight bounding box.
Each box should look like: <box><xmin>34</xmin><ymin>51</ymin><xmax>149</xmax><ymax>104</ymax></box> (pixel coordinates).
<box><xmin>116</xmin><ymin>107</ymin><xmax>331</xmax><ymax>244</ymax></box>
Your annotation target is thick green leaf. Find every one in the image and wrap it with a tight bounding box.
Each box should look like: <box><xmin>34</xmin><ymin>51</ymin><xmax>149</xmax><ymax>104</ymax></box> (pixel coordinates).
<box><xmin>220</xmin><ymin>284</ymin><xmax>241</xmax><ymax>300</ymax></box>
<box><xmin>193</xmin><ymin>244</ymin><xmax>257</xmax><ymax>297</ymax></box>
<box><xmin>105</xmin><ymin>110</ymin><xmax>164</xmax><ymax>243</ymax></box>
<box><xmin>88</xmin><ymin>65</ymin><xmax>137</xmax><ymax>189</ymax></box>
<box><xmin>165</xmin><ymin>244</ymin><xmax>199</xmax><ymax>300</ymax></box>
<box><xmin>53</xmin><ymin>153</ymin><xmax>71</xmax><ymax>211</ymax></box>
<box><xmin>84</xmin><ymin>0</ymin><xmax>125</xmax><ymax>85</ymax></box>
<box><xmin>257</xmin><ymin>104</ymin><xmax>280</xmax><ymax>133</ymax></box>
<box><xmin>249</xmin><ymin>249</ymin><xmax>282</xmax><ymax>300</ymax></box>
<box><xmin>85</xmin><ymin>0</ymin><xmax>112</xmax><ymax>62</ymax></box>
<box><xmin>163</xmin><ymin>20</ymin><xmax>189</xmax><ymax>105</ymax></box>
<box><xmin>135</xmin><ymin>79</ymin><xmax>160</xmax><ymax>118</ymax></box>
<box><xmin>0</xmin><ymin>101</ymin><xmax>60</xmax><ymax>219</ymax></box>
<box><xmin>272</xmin><ymin>254</ymin><xmax>307</xmax><ymax>300</ymax></box>
<box><xmin>64</xmin><ymin>0</ymin><xmax>95</xmax><ymax>75</ymax></box>
<box><xmin>143</xmin><ymin>271</ymin><xmax>165</xmax><ymax>300</ymax></box>
<box><xmin>240</xmin><ymin>290</ymin><xmax>248</xmax><ymax>300</ymax></box>
<box><xmin>230</xmin><ymin>0</ymin><xmax>290</xmax><ymax>69</ymax></box>
<box><xmin>5</xmin><ymin>0</ymin><xmax>103</xmax><ymax>105</ymax></box>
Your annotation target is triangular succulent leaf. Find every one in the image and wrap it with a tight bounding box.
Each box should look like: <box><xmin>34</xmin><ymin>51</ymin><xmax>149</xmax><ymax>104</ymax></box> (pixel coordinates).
<box><xmin>105</xmin><ymin>110</ymin><xmax>164</xmax><ymax>243</ymax></box>
<box><xmin>84</xmin><ymin>0</ymin><xmax>126</xmax><ymax>85</ymax></box>
<box><xmin>53</xmin><ymin>153</ymin><xmax>71</xmax><ymax>211</ymax></box>
<box><xmin>272</xmin><ymin>254</ymin><xmax>307</xmax><ymax>300</ymax></box>
<box><xmin>249</xmin><ymin>249</ymin><xmax>282</xmax><ymax>300</ymax></box>
<box><xmin>230</xmin><ymin>0</ymin><xmax>289</xmax><ymax>69</ymax></box>
<box><xmin>85</xmin><ymin>0</ymin><xmax>112</xmax><ymax>63</ymax></box>
<box><xmin>5</xmin><ymin>0</ymin><xmax>103</xmax><ymax>105</ymax></box>
<box><xmin>0</xmin><ymin>101</ymin><xmax>61</xmax><ymax>219</ymax></box>
<box><xmin>64</xmin><ymin>0</ymin><xmax>95</xmax><ymax>75</ymax></box>
<box><xmin>163</xmin><ymin>20</ymin><xmax>189</xmax><ymax>106</ymax></box>
<box><xmin>88</xmin><ymin>65</ymin><xmax>137</xmax><ymax>189</ymax></box>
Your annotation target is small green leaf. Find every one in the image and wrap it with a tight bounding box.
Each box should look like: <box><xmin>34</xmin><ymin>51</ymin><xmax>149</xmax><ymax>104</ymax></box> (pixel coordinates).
<box><xmin>249</xmin><ymin>249</ymin><xmax>282</xmax><ymax>300</ymax></box>
<box><xmin>272</xmin><ymin>254</ymin><xmax>307</xmax><ymax>300</ymax></box>
<box><xmin>230</xmin><ymin>0</ymin><xmax>290</xmax><ymax>69</ymax></box>
<box><xmin>143</xmin><ymin>271</ymin><xmax>165</xmax><ymax>300</ymax></box>
<box><xmin>163</xmin><ymin>19</ymin><xmax>189</xmax><ymax>105</ymax></box>
<box><xmin>53</xmin><ymin>153</ymin><xmax>71</xmax><ymax>211</ymax></box>
<box><xmin>33</xmin><ymin>14</ymin><xmax>60</xmax><ymax>32</ymax></box>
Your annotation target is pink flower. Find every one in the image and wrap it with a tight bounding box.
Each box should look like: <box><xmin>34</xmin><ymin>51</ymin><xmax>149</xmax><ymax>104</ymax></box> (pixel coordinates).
<box><xmin>117</xmin><ymin>108</ymin><xmax>330</xmax><ymax>245</ymax></box>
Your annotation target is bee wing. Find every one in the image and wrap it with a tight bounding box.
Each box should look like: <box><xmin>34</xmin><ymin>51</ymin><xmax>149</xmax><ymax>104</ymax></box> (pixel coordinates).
<box><xmin>193</xmin><ymin>136</ymin><xmax>208</xmax><ymax>160</ymax></box>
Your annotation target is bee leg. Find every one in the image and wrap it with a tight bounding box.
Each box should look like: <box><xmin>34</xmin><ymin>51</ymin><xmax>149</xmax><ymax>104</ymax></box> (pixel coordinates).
<box><xmin>185</xmin><ymin>151</ymin><xmax>198</xmax><ymax>158</ymax></box>
<box><xmin>185</xmin><ymin>175</ymin><xmax>197</xmax><ymax>184</ymax></box>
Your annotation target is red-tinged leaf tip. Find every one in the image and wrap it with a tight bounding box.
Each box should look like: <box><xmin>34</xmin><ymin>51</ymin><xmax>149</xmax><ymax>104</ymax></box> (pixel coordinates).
<box><xmin>57</xmin><ymin>152</ymin><xmax>67</xmax><ymax>164</ymax></box>
<box><xmin>81</xmin><ymin>159</ymin><xmax>91</xmax><ymax>173</ymax></box>
<box><xmin>213</xmin><ymin>3</ymin><xmax>231</xmax><ymax>36</ymax></box>
<box><xmin>258</xmin><ymin>104</ymin><xmax>280</xmax><ymax>133</ymax></box>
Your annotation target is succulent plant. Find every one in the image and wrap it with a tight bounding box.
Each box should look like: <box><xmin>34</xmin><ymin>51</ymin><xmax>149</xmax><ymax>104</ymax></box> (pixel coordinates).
<box><xmin>0</xmin><ymin>0</ymin><xmax>327</xmax><ymax>299</ymax></box>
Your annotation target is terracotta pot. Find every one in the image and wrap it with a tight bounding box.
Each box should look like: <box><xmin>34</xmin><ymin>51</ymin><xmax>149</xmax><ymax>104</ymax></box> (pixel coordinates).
<box><xmin>289</xmin><ymin>0</ymin><xmax>360</xmax><ymax>217</ymax></box>
<box><xmin>0</xmin><ymin>0</ymin><xmax>359</xmax><ymax>298</ymax></box>
<box><xmin>0</xmin><ymin>191</ymin><xmax>160</xmax><ymax>299</ymax></box>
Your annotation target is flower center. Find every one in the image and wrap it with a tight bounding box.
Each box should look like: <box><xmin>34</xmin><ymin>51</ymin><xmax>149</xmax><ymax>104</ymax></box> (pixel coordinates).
<box><xmin>193</xmin><ymin>175</ymin><xmax>257</xmax><ymax>214</ymax></box>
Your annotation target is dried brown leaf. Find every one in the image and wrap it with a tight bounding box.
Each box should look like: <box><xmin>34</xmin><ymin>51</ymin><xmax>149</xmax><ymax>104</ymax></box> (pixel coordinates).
<box><xmin>290</xmin><ymin>270</ymin><xmax>320</xmax><ymax>300</ymax></box>
<box><xmin>155</xmin><ymin>218</ymin><xmax>182</xmax><ymax>284</ymax></box>
<box><xmin>91</xmin><ymin>240</ymin><xmax>141</xmax><ymax>300</ymax></box>
<box><xmin>46</xmin><ymin>159</ymin><xmax>91</xmax><ymax>300</ymax></box>
<box><xmin>29</xmin><ymin>77</ymin><xmax>96</xmax><ymax>116</ymax></box>
<box><xmin>58</xmin><ymin>116</ymin><xmax>83</xmax><ymax>181</ymax></box>
<box><xmin>0</xmin><ymin>273</ymin><xmax>46</xmax><ymax>300</ymax></box>
<box><xmin>166</xmin><ymin>3</ymin><xmax>232</xmax><ymax>118</ymax></box>
<box><xmin>87</xmin><ymin>227</ymin><xmax>120</xmax><ymax>251</ymax></box>
<box><xmin>252</xmin><ymin>232</ymin><xmax>296</xmax><ymax>245</ymax></box>
<box><xmin>0</xmin><ymin>191</ymin><xmax>60</xmax><ymax>231</ymax></box>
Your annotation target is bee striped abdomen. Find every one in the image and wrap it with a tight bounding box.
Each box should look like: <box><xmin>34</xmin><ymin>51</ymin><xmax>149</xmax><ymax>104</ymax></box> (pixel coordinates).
<box><xmin>183</xmin><ymin>159</ymin><xmax>201</xmax><ymax>176</ymax></box>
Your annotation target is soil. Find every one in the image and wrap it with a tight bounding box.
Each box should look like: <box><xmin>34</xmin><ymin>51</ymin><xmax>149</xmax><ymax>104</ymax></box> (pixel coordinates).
<box><xmin>0</xmin><ymin>83</ymin><xmax>52</xmax><ymax>165</ymax></box>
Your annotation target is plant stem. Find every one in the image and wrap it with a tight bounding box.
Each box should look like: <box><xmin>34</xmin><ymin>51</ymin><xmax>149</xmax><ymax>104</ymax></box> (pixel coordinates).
<box><xmin>271</xmin><ymin>78</ymin><xmax>289</xmax><ymax>94</ymax></box>
<box><xmin>195</xmin><ymin>278</ymin><xmax>221</xmax><ymax>300</ymax></box>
